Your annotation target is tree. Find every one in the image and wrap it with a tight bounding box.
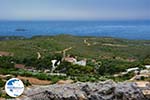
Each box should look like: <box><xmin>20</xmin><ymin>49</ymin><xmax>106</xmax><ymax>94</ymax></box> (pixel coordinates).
<box><xmin>143</xmin><ymin>58</ymin><xmax>150</xmax><ymax>65</ymax></box>
<box><xmin>0</xmin><ymin>56</ymin><xmax>14</xmax><ymax>68</ymax></box>
<box><xmin>56</xmin><ymin>61</ymin><xmax>94</xmax><ymax>76</ymax></box>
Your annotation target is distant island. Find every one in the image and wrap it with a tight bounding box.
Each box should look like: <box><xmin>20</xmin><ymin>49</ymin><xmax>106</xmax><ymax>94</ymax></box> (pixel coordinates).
<box><xmin>15</xmin><ymin>28</ymin><xmax>27</xmax><ymax>32</ymax></box>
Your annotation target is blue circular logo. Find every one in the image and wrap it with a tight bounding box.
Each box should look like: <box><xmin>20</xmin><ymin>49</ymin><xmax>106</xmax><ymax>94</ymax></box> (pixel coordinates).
<box><xmin>5</xmin><ymin>78</ymin><xmax>24</xmax><ymax>97</ymax></box>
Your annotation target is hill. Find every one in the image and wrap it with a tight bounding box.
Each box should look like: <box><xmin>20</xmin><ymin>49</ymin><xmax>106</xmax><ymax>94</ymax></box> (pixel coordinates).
<box><xmin>0</xmin><ymin>34</ymin><xmax>150</xmax><ymax>61</ymax></box>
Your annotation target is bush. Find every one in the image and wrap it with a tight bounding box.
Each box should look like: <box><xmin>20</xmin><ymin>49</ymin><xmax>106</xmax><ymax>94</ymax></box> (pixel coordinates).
<box><xmin>143</xmin><ymin>55</ymin><xmax>150</xmax><ymax>65</ymax></box>
<box><xmin>48</xmin><ymin>76</ymin><xmax>67</xmax><ymax>84</ymax></box>
<box><xmin>4</xmin><ymin>76</ymin><xmax>12</xmax><ymax>80</ymax></box>
<box><xmin>0</xmin><ymin>56</ymin><xmax>14</xmax><ymax>68</ymax></box>
<box><xmin>56</xmin><ymin>61</ymin><xmax>94</xmax><ymax>76</ymax></box>
<box><xmin>141</xmin><ymin>76</ymin><xmax>145</xmax><ymax>81</ymax></box>
<box><xmin>0</xmin><ymin>79</ymin><xmax>5</xmax><ymax>88</ymax></box>
<box><xmin>0</xmin><ymin>90</ymin><xmax>2</xmax><ymax>97</ymax></box>
<box><xmin>35</xmin><ymin>73</ymin><xmax>48</xmax><ymax>80</ymax></box>
<box><xmin>110</xmin><ymin>72</ymin><xmax>135</xmax><ymax>82</ymax></box>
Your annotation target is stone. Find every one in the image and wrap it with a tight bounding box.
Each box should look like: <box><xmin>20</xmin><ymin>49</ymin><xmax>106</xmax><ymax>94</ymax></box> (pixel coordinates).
<box><xmin>20</xmin><ymin>80</ymin><xmax>150</xmax><ymax>100</ymax></box>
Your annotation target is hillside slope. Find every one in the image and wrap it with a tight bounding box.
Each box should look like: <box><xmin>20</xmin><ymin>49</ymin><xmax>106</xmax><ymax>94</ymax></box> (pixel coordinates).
<box><xmin>0</xmin><ymin>35</ymin><xmax>150</xmax><ymax>61</ymax></box>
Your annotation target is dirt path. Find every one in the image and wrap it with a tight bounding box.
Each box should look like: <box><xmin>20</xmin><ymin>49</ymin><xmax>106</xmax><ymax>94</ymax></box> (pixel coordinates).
<box><xmin>17</xmin><ymin>76</ymin><xmax>51</xmax><ymax>85</ymax></box>
<box><xmin>102</xmin><ymin>43</ymin><xmax>128</xmax><ymax>47</ymax></box>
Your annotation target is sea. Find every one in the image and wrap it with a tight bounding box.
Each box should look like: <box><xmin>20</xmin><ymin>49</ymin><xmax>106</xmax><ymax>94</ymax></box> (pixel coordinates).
<box><xmin>0</xmin><ymin>20</ymin><xmax>150</xmax><ymax>40</ymax></box>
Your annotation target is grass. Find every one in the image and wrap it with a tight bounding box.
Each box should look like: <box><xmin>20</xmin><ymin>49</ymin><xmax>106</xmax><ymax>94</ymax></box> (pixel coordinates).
<box><xmin>0</xmin><ymin>34</ymin><xmax>150</xmax><ymax>61</ymax></box>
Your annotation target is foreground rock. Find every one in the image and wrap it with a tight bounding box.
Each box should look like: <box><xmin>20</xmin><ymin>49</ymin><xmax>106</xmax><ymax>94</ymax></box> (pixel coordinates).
<box><xmin>21</xmin><ymin>80</ymin><xmax>150</xmax><ymax>100</ymax></box>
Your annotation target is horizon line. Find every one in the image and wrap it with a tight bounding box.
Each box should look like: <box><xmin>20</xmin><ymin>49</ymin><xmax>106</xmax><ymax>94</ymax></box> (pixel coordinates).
<box><xmin>0</xmin><ymin>19</ymin><xmax>150</xmax><ymax>22</ymax></box>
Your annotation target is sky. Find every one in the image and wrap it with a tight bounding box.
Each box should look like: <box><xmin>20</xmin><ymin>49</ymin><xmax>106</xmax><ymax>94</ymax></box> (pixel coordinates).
<box><xmin>0</xmin><ymin>0</ymin><xmax>150</xmax><ymax>21</ymax></box>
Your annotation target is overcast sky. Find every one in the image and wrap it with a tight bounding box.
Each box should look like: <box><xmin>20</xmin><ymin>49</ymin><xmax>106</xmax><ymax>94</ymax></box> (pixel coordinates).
<box><xmin>0</xmin><ymin>0</ymin><xmax>150</xmax><ymax>20</ymax></box>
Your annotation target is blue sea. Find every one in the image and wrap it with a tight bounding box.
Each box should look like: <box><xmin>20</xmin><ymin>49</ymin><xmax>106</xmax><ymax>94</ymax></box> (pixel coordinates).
<box><xmin>0</xmin><ymin>20</ymin><xmax>150</xmax><ymax>40</ymax></box>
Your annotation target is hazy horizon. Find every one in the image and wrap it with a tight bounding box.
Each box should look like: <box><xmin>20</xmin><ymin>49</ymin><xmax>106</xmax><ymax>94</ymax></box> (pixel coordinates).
<box><xmin>0</xmin><ymin>0</ymin><xmax>149</xmax><ymax>21</ymax></box>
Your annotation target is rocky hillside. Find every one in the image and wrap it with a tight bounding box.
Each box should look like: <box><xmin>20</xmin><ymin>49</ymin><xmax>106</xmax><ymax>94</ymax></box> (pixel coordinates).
<box><xmin>21</xmin><ymin>80</ymin><xmax>150</xmax><ymax>100</ymax></box>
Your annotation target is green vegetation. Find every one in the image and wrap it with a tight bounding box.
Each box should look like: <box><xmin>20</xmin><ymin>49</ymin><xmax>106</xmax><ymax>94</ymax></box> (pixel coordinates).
<box><xmin>0</xmin><ymin>35</ymin><xmax>150</xmax><ymax>83</ymax></box>
<box><xmin>0</xmin><ymin>35</ymin><xmax>149</xmax><ymax>99</ymax></box>
<box><xmin>0</xmin><ymin>78</ymin><xmax>5</xmax><ymax>88</ymax></box>
<box><xmin>56</xmin><ymin>61</ymin><xmax>94</xmax><ymax>76</ymax></box>
<box><xmin>0</xmin><ymin>68</ymin><xmax>67</xmax><ymax>83</ymax></box>
<box><xmin>0</xmin><ymin>34</ymin><xmax>150</xmax><ymax>60</ymax></box>
<box><xmin>110</xmin><ymin>72</ymin><xmax>135</xmax><ymax>82</ymax></box>
<box><xmin>143</xmin><ymin>55</ymin><xmax>150</xmax><ymax>65</ymax></box>
<box><xmin>0</xmin><ymin>56</ymin><xmax>14</xmax><ymax>68</ymax></box>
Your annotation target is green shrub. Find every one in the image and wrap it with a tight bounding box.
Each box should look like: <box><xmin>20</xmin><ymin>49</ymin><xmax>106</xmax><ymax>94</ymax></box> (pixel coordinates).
<box><xmin>0</xmin><ymin>79</ymin><xmax>5</xmax><ymax>88</ymax></box>
<box><xmin>0</xmin><ymin>56</ymin><xmax>15</xmax><ymax>68</ymax></box>
<box><xmin>0</xmin><ymin>90</ymin><xmax>2</xmax><ymax>97</ymax></box>
<box><xmin>141</xmin><ymin>76</ymin><xmax>145</xmax><ymax>81</ymax></box>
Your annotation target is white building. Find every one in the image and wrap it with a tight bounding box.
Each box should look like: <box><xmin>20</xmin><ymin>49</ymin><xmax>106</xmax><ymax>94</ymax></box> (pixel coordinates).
<box><xmin>126</xmin><ymin>67</ymin><xmax>139</xmax><ymax>72</ymax></box>
<box><xmin>64</xmin><ymin>57</ymin><xmax>77</xmax><ymax>63</ymax></box>
<box><xmin>75</xmin><ymin>60</ymin><xmax>86</xmax><ymax>66</ymax></box>
<box><xmin>145</xmin><ymin>65</ymin><xmax>150</xmax><ymax>69</ymax></box>
<box><xmin>140</xmin><ymin>70</ymin><xmax>150</xmax><ymax>74</ymax></box>
<box><xmin>51</xmin><ymin>60</ymin><xmax>60</xmax><ymax>73</ymax></box>
<box><xmin>64</xmin><ymin>55</ymin><xmax>87</xmax><ymax>66</ymax></box>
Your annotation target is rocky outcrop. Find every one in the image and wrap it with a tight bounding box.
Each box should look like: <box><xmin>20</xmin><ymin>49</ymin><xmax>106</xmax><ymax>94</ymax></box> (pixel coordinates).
<box><xmin>22</xmin><ymin>80</ymin><xmax>150</xmax><ymax>100</ymax></box>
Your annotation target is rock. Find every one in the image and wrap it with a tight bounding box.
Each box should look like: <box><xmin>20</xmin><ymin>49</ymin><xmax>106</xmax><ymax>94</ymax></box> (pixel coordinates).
<box><xmin>20</xmin><ymin>80</ymin><xmax>150</xmax><ymax>100</ymax></box>
<box><xmin>77</xmin><ymin>93</ymin><xmax>87</xmax><ymax>100</ymax></box>
<box><xmin>81</xmin><ymin>84</ymin><xmax>91</xmax><ymax>95</ymax></box>
<box><xmin>114</xmin><ymin>82</ymin><xmax>145</xmax><ymax>100</ymax></box>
